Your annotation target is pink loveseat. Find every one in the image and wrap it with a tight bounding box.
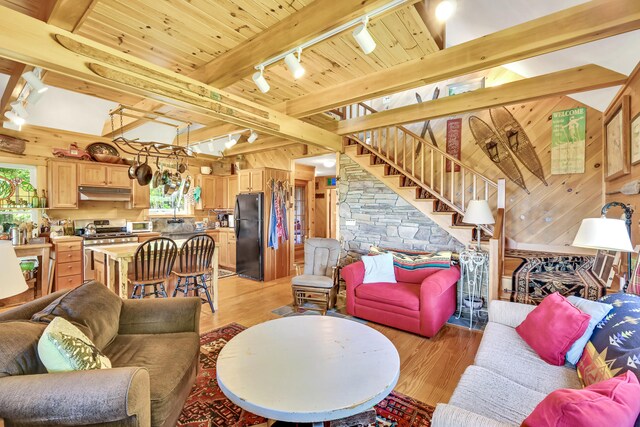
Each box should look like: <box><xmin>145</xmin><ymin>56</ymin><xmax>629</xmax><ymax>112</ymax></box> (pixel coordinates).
<box><xmin>342</xmin><ymin>261</ymin><xmax>461</xmax><ymax>338</ymax></box>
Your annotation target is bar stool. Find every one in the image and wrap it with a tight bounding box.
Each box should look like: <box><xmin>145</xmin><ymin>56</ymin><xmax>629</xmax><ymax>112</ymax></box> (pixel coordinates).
<box><xmin>172</xmin><ymin>234</ymin><xmax>216</xmax><ymax>312</ymax></box>
<box><xmin>130</xmin><ymin>237</ymin><xmax>177</xmax><ymax>299</ymax></box>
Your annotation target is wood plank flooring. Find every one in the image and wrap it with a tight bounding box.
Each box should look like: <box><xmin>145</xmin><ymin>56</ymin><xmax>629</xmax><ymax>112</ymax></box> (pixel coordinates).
<box><xmin>201</xmin><ymin>274</ymin><xmax>482</xmax><ymax>407</ymax></box>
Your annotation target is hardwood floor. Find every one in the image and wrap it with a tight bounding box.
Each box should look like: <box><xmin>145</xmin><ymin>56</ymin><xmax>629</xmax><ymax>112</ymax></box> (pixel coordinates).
<box><xmin>201</xmin><ymin>274</ymin><xmax>482</xmax><ymax>407</ymax></box>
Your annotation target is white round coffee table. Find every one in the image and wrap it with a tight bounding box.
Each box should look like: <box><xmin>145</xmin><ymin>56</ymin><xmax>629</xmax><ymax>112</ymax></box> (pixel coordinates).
<box><xmin>217</xmin><ymin>316</ymin><xmax>400</xmax><ymax>425</ymax></box>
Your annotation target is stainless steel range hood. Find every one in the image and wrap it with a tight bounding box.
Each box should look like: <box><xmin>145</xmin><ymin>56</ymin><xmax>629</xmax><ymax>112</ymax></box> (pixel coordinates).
<box><xmin>79</xmin><ymin>186</ymin><xmax>132</xmax><ymax>202</ymax></box>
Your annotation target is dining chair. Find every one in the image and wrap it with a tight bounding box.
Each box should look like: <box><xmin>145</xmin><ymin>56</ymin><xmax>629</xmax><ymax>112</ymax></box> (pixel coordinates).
<box><xmin>172</xmin><ymin>234</ymin><xmax>216</xmax><ymax>313</ymax></box>
<box><xmin>130</xmin><ymin>237</ymin><xmax>178</xmax><ymax>299</ymax></box>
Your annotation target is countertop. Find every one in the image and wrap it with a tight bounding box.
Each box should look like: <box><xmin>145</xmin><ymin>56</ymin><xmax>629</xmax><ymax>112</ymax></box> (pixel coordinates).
<box><xmin>87</xmin><ymin>239</ymin><xmax>190</xmax><ymax>259</ymax></box>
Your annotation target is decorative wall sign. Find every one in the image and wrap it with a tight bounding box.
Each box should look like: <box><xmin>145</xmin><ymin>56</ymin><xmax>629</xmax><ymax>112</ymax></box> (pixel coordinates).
<box><xmin>446</xmin><ymin>118</ymin><xmax>462</xmax><ymax>172</ymax></box>
<box><xmin>447</xmin><ymin>77</ymin><xmax>485</xmax><ymax>96</ymax></box>
<box><xmin>551</xmin><ymin>107</ymin><xmax>586</xmax><ymax>175</ymax></box>
<box><xmin>631</xmin><ymin>112</ymin><xmax>640</xmax><ymax>165</ymax></box>
<box><xmin>604</xmin><ymin>95</ymin><xmax>630</xmax><ymax>181</ymax></box>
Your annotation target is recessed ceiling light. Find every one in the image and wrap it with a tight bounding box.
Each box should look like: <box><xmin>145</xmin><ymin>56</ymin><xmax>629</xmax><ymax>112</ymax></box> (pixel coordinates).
<box><xmin>435</xmin><ymin>0</ymin><xmax>457</xmax><ymax>22</ymax></box>
<box><xmin>323</xmin><ymin>159</ymin><xmax>336</xmax><ymax>168</ymax></box>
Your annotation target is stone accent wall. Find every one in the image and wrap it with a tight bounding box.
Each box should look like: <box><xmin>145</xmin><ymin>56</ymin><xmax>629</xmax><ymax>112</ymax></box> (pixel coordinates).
<box><xmin>339</xmin><ymin>154</ymin><xmax>464</xmax><ymax>264</ymax></box>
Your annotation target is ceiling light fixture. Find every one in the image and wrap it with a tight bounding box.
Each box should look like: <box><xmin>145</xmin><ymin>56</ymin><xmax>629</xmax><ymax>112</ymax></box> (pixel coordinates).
<box><xmin>323</xmin><ymin>159</ymin><xmax>336</xmax><ymax>168</ymax></box>
<box><xmin>10</xmin><ymin>101</ymin><xmax>28</xmax><ymax>118</ymax></box>
<box><xmin>22</xmin><ymin>70</ymin><xmax>48</xmax><ymax>94</ymax></box>
<box><xmin>2</xmin><ymin>121</ymin><xmax>21</xmax><ymax>131</ymax></box>
<box><xmin>225</xmin><ymin>135</ymin><xmax>238</xmax><ymax>149</ymax></box>
<box><xmin>435</xmin><ymin>0</ymin><xmax>457</xmax><ymax>22</ymax></box>
<box><xmin>284</xmin><ymin>48</ymin><xmax>305</xmax><ymax>80</ymax></box>
<box><xmin>252</xmin><ymin>0</ymin><xmax>406</xmax><ymax>90</ymax></box>
<box><xmin>247</xmin><ymin>130</ymin><xmax>258</xmax><ymax>144</ymax></box>
<box><xmin>4</xmin><ymin>110</ymin><xmax>25</xmax><ymax>126</ymax></box>
<box><xmin>352</xmin><ymin>17</ymin><xmax>377</xmax><ymax>54</ymax></box>
<box><xmin>26</xmin><ymin>88</ymin><xmax>45</xmax><ymax>106</ymax></box>
<box><xmin>252</xmin><ymin>65</ymin><xmax>270</xmax><ymax>93</ymax></box>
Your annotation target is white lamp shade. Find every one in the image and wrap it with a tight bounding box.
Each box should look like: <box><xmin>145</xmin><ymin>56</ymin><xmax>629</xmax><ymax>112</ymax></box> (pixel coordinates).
<box><xmin>572</xmin><ymin>217</ymin><xmax>635</xmax><ymax>252</ymax></box>
<box><xmin>0</xmin><ymin>241</ymin><xmax>28</xmax><ymax>299</ymax></box>
<box><xmin>462</xmin><ymin>200</ymin><xmax>495</xmax><ymax>225</ymax></box>
<box><xmin>353</xmin><ymin>24</ymin><xmax>377</xmax><ymax>54</ymax></box>
<box><xmin>284</xmin><ymin>52</ymin><xmax>305</xmax><ymax>79</ymax></box>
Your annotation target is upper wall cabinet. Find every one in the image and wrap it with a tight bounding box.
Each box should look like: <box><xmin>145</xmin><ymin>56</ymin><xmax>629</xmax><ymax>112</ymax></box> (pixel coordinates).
<box><xmin>48</xmin><ymin>160</ymin><xmax>78</xmax><ymax>209</ymax></box>
<box><xmin>78</xmin><ymin>163</ymin><xmax>130</xmax><ymax>188</ymax></box>
<box><xmin>238</xmin><ymin>169</ymin><xmax>264</xmax><ymax>193</ymax></box>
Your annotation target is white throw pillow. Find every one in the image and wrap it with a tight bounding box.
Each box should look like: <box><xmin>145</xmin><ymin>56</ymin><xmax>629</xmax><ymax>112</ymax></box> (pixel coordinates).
<box><xmin>38</xmin><ymin>316</ymin><xmax>111</xmax><ymax>373</ymax></box>
<box><xmin>362</xmin><ymin>253</ymin><xmax>397</xmax><ymax>284</ymax></box>
<box><xmin>565</xmin><ymin>296</ymin><xmax>613</xmax><ymax>365</ymax></box>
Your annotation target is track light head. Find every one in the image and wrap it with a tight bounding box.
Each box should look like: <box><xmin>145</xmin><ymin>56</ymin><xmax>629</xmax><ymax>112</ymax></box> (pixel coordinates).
<box><xmin>26</xmin><ymin>87</ymin><xmax>45</xmax><ymax>105</ymax></box>
<box><xmin>4</xmin><ymin>110</ymin><xmax>25</xmax><ymax>126</ymax></box>
<box><xmin>252</xmin><ymin>66</ymin><xmax>270</xmax><ymax>93</ymax></box>
<box><xmin>353</xmin><ymin>18</ymin><xmax>377</xmax><ymax>54</ymax></box>
<box><xmin>247</xmin><ymin>130</ymin><xmax>258</xmax><ymax>144</ymax></box>
<box><xmin>10</xmin><ymin>101</ymin><xmax>28</xmax><ymax>118</ymax></box>
<box><xmin>435</xmin><ymin>0</ymin><xmax>457</xmax><ymax>22</ymax></box>
<box><xmin>284</xmin><ymin>49</ymin><xmax>305</xmax><ymax>80</ymax></box>
<box><xmin>3</xmin><ymin>121</ymin><xmax>21</xmax><ymax>131</ymax></box>
<box><xmin>225</xmin><ymin>135</ymin><xmax>239</xmax><ymax>149</ymax></box>
<box><xmin>22</xmin><ymin>70</ymin><xmax>48</xmax><ymax>94</ymax></box>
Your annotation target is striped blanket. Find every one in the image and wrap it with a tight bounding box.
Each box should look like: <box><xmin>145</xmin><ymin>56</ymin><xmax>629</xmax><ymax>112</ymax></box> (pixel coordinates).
<box><xmin>369</xmin><ymin>246</ymin><xmax>453</xmax><ymax>270</ymax></box>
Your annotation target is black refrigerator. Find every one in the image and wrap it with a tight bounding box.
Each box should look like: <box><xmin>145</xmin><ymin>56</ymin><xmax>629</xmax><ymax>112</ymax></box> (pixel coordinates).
<box><xmin>234</xmin><ymin>192</ymin><xmax>264</xmax><ymax>281</ymax></box>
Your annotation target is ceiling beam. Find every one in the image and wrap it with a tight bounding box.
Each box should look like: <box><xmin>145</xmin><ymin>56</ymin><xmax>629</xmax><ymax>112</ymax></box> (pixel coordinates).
<box><xmin>284</xmin><ymin>0</ymin><xmax>640</xmax><ymax>117</ymax></box>
<box><xmin>335</xmin><ymin>64</ymin><xmax>627</xmax><ymax>135</ymax></box>
<box><xmin>413</xmin><ymin>1</ymin><xmax>445</xmax><ymax>50</ymax></box>
<box><xmin>0</xmin><ymin>6</ymin><xmax>342</xmax><ymax>151</ymax></box>
<box><xmin>224</xmin><ymin>138</ymin><xmax>298</xmax><ymax>156</ymax></box>
<box><xmin>191</xmin><ymin>0</ymin><xmax>420</xmax><ymax>88</ymax></box>
<box><xmin>47</xmin><ymin>0</ymin><xmax>96</xmax><ymax>32</ymax></box>
<box><xmin>0</xmin><ymin>62</ymin><xmax>27</xmax><ymax>114</ymax></box>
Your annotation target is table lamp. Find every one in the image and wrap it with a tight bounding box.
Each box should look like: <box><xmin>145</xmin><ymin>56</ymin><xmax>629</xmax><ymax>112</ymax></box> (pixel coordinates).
<box><xmin>0</xmin><ymin>241</ymin><xmax>28</xmax><ymax>299</ymax></box>
<box><xmin>572</xmin><ymin>201</ymin><xmax>635</xmax><ymax>292</ymax></box>
<box><xmin>462</xmin><ymin>200</ymin><xmax>495</xmax><ymax>250</ymax></box>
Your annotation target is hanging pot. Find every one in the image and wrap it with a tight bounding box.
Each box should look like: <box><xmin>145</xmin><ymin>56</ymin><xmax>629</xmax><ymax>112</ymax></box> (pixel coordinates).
<box><xmin>163</xmin><ymin>179</ymin><xmax>177</xmax><ymax>196</ymax></box>
<box><xmin>173</xmin><ymin>172</ymin><xmax>183</xmax><ymax>189</ymax></box>
<box><xmin>182</xmin><ymin>175</ymin><xmax>191</xmax><ymax>194</ymax></box>
<box><xmin>136</xmin><ymin>155</ymin><xmax>153</xmax><ymax>186</ymax></box>
<box><xmin>177</xmin><ymin>160</ymin><xmax>187</xmax><ymax>174</ymax></box>
<box><xmin>128</xmin><ymin>153</ymin><xmax>140</xmax><ymax>179</ymax></box>
<box><xmin>151</xmin><ymin>158</ymin><xmax>162</xmax><ymax>189</ymax></box>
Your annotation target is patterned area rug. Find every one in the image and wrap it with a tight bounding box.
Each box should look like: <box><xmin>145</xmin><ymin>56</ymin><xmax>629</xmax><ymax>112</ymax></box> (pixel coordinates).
<box><xmin>178</xmin><ymin>323</ymin><xmax>435</xmax><ymax>427</ymax></box>
<box><xmin>218</xmin><ymin>269</ymin><xmax>236</xmax><ymax>279</ymax></box>
<box><xmin>507</xmin><ymin>250</ymin><xmax>603</xmax><ymax>305</ymax></box>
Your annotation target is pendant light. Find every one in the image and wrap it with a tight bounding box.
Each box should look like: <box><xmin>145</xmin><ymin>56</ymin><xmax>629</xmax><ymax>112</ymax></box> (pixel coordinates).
<box><xmin>284</xmin><ymin>48</ymin><xmax>305</xmax><ymax>80</ymax></box>
<box><xmin>352</xmin><ymin>17</ymin><xmax>377</xmax><ymax>54</ymax></box>
<box><xmin>435</xmin><ymin>0</ymin><xmax>457</xmax><ymax>22</ymax></box>
<box><xmin>22</xmin><ymin>70</ymin><xmax>48</xmax><ymax>94</ymax></box>
<box><xmin>247</xmin><ymin>130</ymin><xmax>258</xmax><ymax>144</ymax></box>
<box><xmin>252</xmin><ymin>66</ymin><xmax>270</xmax><ymax>93</ymax></box>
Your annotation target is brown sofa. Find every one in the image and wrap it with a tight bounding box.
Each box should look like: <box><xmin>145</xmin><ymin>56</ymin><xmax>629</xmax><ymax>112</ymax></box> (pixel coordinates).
<box><xmin>0</xmin><ymin>281</ymin><xmax>201</xmax><ymax>427</ymax></box>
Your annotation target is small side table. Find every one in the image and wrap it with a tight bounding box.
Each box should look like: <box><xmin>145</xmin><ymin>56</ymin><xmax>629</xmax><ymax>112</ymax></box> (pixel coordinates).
<box><xmin>456</xmin><ymin>248</ymin><xmax>489</xmax><ymax>329</ymax></box>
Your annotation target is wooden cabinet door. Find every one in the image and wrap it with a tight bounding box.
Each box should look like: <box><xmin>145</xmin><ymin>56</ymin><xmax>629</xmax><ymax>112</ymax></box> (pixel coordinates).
<box><xmin>238</xmin><ymin>171</ymin><xmax>251</xmax><ymax>193</ymax></box>
<box><xmin>214</xmin><ymin>177</ymin><xmax>227</xmax><ymax>209</ymax></box>
<box><xmin>107</xmin><ymin>166</ymin><xmax>132</xmax><ymax>188</ymax></box>
<box><xmin>250</xmin><ymin>170</ymin><xmax>264</xmax><ymax>192</ymax></box>
<box><xmin>227</xmin><ymin>233</ymin><xmax>236</xmax><ymax>269</ymax></box>
<box><xmin>227</xmin><ymin>175</ymin><xmax>238</xmax><ymax>209</ymax></box>
<box><xmin>130</xmin><ymin>180</ymin><xmax>150</xmax><ymax>208</ymax></box>
<box><xmin>200</xmin><ymin>176</ymin><xmax>216</xmax><ymax>209</ymax></box>
<box><xmin>49</xmin><ymin>161</ymin><xmax>78</xmax><ymax>209</ymax></box>
<box><xmin>217</xmin><ymin>232</ymin><xmax>228</xmax><ymax>267</ymax></box>
<box><xmin>78</xmin><ymin>163</ymin><xmax>107</xmax><ymax>186</ymax></box>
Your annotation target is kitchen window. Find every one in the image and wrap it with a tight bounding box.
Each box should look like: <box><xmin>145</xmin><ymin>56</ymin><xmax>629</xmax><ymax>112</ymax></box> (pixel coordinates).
<box><xmin>0</xmin><ymin>163</ymin><xmax>38</xmax><ymax>227</ymax></box>
<box><xmin>148</xmin><ymin>182</ymin><xmax>192</xmax><ymax>216</ymax></box>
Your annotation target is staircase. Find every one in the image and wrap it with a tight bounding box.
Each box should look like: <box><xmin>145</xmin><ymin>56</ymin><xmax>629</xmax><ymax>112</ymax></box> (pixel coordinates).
<box><xmin>335</xmin><ymin>102</ymin><xmax>507</xmax><ymax>300</ymax></box>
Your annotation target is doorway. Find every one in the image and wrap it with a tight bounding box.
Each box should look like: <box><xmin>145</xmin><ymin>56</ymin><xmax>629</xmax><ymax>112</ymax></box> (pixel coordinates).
<box><xmin>293</xmin><ymin>180</ymin><xmax>308</xmax><ymax>262</ymax></box>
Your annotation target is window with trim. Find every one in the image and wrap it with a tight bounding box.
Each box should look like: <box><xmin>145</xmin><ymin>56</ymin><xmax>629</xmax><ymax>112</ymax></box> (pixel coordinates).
<box><xmin>0</xmin><ymin>164</ymin><xmax>38</xmax><ymax>227</ymax></box>
<box><xmin>148</xmin><ymin>181</ymin><xmax>191</xmax><ymax>216</ymax></box>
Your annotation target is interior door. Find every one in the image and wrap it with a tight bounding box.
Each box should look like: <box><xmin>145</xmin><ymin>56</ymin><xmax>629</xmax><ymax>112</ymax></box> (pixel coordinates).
<box><xmin>294</xmin><ymin>180</ymin><xmax>307</xmax><ymax>262</ymax></box>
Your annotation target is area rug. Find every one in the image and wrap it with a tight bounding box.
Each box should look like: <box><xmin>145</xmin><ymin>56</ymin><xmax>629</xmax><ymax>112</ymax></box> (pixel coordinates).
<box><xmin>218</xmin><ymin>269</ymin><xmax>236</xmax><ymax>279</ymax></box>
<box><xmin>177</xmin><ymin>323</ymin><xmax>435</xmax><ymax>427</ymax></box>
<box><xmin>507</xmin><ymin>249</ymin><xmax>603</xmax><ymax>305</ymax></box>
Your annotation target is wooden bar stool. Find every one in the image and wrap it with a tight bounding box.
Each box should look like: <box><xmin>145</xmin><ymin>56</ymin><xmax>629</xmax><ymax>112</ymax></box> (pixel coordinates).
<box><xmin>172</xmin><ymin>234</ymin><xmax>216</xmax><ymax>313</ymax></box>
<box><xmin>130</xmin><ymin>237</ymin><xmax>177</xmax><ymax>299</ymax></box>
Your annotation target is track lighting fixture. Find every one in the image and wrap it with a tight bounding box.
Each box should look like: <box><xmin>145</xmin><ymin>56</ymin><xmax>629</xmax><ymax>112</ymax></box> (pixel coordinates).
<box><xmin>247</xmin><ymin>130</ymin><xmax>258</xmax><ymax>144</ymax></box>
<box><xmin>26</xmin><ymin>88</ymin><xmax>45</xmax><ymax>106</ymax></box>
<box><xmin>10</xmin><ymin>101</ymin><xmax>28</xmax><ymax>118</ymax></box>
<box><xmin>3</xmin><ymin>121</ymin><xmax>21</xmax><ymax>131</ymax></box>
<box><xmin>435</xmin><ymin>0</ymin><xmax>457</xmax><ymax>22</ymax></box>
<box><xmin>284</xmin><ymin>48</ymin><xmax>305</xmax><ymax>80</ymax></box>
<box><xmin>22</xmin><ymin>70</ymin><xmax>48</xmax><ymax>94</ymax></box>
<box><xmin>4</xmin><ymin>110</ymin><xmax>25</xmax><ymax>126</ymax></box>
<box><xmin>225</xmin><ymin>135</ymin><xmax>238</xmax><ymax>149</ymax></box>
<box><xmin>252</xmin><ymin>65</ymin><xmax>270</xmax><ymax>93</ymax></box>
<box><xmin>353</xmin><ymin>17</ymin><xmax>377</xmax><ymax>54</ymax></box>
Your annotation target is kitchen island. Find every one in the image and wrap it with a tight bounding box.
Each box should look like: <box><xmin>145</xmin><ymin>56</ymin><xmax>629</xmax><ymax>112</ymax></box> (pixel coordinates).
<box><xmin>87</xmin><ymin>239</ymin><xmax>219</xmax><ymax>309</ymax></box>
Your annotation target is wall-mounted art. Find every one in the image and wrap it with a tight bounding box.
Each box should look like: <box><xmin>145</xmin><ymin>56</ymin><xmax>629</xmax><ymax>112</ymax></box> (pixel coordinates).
<box><xmin>550</xmin><ymin>107</ymin><xmax>586</xmax><ymax>175</ymax></box>
<box><xmin>446</xmin><ymin>118</ymin><xmax>462</xmax><ymax>172</ymax></box>
<box><xmin>604</xmin><ymin>95</ymin><xmax>630</xmax><ymax>181</ymax></box>
<box><xmin>631</xmin><ymin>112</ymin><xmax>640</xmax><ymax>165</ymax></box>
<box><xmin>447</xmin><ymin>77</ymin><xmax>485</xmax><ymax>96</ymax></box>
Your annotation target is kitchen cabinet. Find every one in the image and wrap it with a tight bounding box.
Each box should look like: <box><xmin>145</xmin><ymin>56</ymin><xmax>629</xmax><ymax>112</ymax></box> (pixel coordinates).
<box><xmin>197</xmin><ymin>175</ymin><xmax>237</xmax><ymax>210</ymax></box>
<box><xmin>228</xmin><ymin>175</ymin><xmax>238</xmax><ymax>209</ymax></box>
<box><xmin>48</xmin><ymin>160</ymin><xmax>78</xmax><ymax>209</ymax></box>
<box><xmin>206</xmin><ymin>229</ymin><xmax>235</xmax><ymax>270</ymax></box>
<box><xmin>214</xmin><ymin>176</ymin><xmax>227</xmax><ymax>209</ymax></box>
<box><xmin>228</xmin><ymin>232</ymin><xmax>237</xmax><ymax>267</ymax></box>
<box><xmin>129</xmin><ymin>180</ymin><xmax>151</xmax><ymax>209</ymax></box>
<box><xmin>137</xmin><ymin>232</ymin><xmax>161</xmax><ymax>243</ymax></box>
<box><xmin>238</xmin><ymin>169</ymin><xmax>264</xmax><ymax>193</ymax></box>
<box><xmin>78</xmin><ymin>163</ymin><xmax>130</xmax><ymax>188</ymax></box>
<box><xmin>198</xmin><ymin>175</ymin><xmax>216</xmax><ymax>210</ymax></box>
<box><xmin>53</xmin><ymin>237</ymin><xmax>83</xmax><ymax>292</ymax></box>
<box><xmin>217</xmin><ymin>231</ymin><xmax>228</xmax><ymax>266</ymax></box>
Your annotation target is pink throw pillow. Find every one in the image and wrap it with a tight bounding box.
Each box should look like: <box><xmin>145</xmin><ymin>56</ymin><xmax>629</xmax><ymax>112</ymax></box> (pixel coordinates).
<box><xmin>516</xmin><ymin>292</ymin><xmax>590</xmax><ymax>365</ymax></box>
<box><xmin>522</xmin><ymin>371</ymin><xmax>640</xmax><ymax>427</ymax></box>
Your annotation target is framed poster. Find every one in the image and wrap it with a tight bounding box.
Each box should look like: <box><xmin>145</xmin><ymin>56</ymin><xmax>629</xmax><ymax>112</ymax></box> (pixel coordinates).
<box><xmin>445</xmin><ymin>118</ymin><xmax>462</xmax><ymax>172</ymax></box>
<box><xmin>632</xmin><ymin>112</ymin><xmax>640</xmax><ymax>165</ymax></box>
<box><xmin>447</xmin><ymin>77</ymin><xmax>485</xmax><ymax>96</ymax></box>
<box><xmin>604</xmin><ymin>95</ymin><xmax>630</xmax><ymax>181</ymax></box>
<box><xmin>550</xmin><ymin>107</ymin><xmax>586</xmax><ymax>174</ymax></box>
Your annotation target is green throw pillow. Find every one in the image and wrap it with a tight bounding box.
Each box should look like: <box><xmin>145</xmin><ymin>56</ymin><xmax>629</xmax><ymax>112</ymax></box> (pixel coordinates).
<box><xmin>37</xmin><ymin>317</ymin><xmax>111</xmax><ymax>373</ymax></box>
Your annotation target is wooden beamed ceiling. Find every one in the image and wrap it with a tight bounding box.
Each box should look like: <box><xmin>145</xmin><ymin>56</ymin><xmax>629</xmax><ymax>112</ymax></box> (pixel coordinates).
<box><xmin>0</xmin><ymin>5</ymin><xmax>342</xmax><ymax>151</ymax></box>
